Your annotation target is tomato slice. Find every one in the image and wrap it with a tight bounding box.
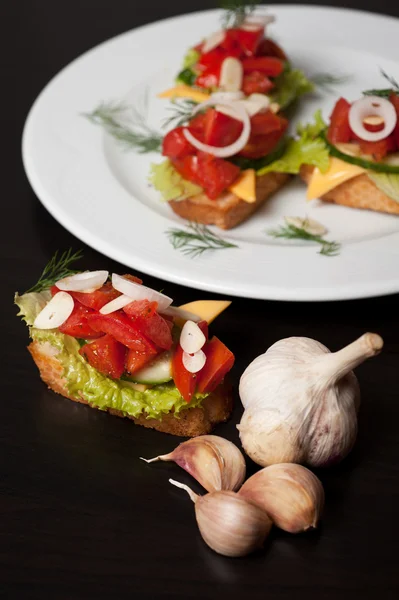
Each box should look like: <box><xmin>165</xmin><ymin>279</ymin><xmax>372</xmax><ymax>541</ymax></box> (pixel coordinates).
<box><xmin>123</xmin><ymin>300</ymin><xmax>158</xmax><ymax>319</ymax></box>
<box><xmin>250</xmin><ymin>110</ymin><xmax>286</xmax><ymax>136</ymax></box>
<box><xmin>241</xmin><ymin>56</ymin><xmax>284</xmax><ymax>77</ymax></box>
<box><xmin>242</xmin><ymin>72</ymin><xmax>274</xmax><ymax>95</ymax></box>
<box><xmin>327</xmin><ymin>98</ymin><xmax>352</xmax><ymax>144</ymax></box>
<box><xmin>196</xmin><ymin>153</ymin><xmax>241</xmax><ymax>199</ymax></box>
<box><xmin>162</xmin><ymin>127</ymin><xmax>195</xmax><ymax>159</ymax></box>
<box><xmin>203</xmin><ymin>109</ymin><xmax>243</xmax><ymax>147</ymax></box>
<box><xmin>236</xmin><ymin>28</ymin><xmax>264</xmax><ymax>56</ymax></box>
<box><xmin>256</xmin><ymin>38</ymin><xmax>288</xmax><ymax>60</ymax></box>
<box><xmin>58</xmin><ymin>303</ymin><xmax>103</xmax><ymax>339</ymax></box>
<box><xmin>172</xmin><ymin>343</ymin><xmax>196</xmax><ymax>402</ymax></box>
<box><xmin>195</xmin><ymin>65</ymin><xmax>221</xmax><ymax>89</ymax></box>
<box><xmin>87</xmin><ymin>312</ymin><xmax>158</xmax><ymax>353</ymax></box>
<box><xmin>196</xmin><ymin>337</ymin><xmax>235</xmax><ymax>394</ymax></box>
<box><xmin>125</xmin><ymin>348</ymin><xmax>157</xmax><ymax>375</ymax></box>
<box><xmin>79</xmin><ymin>334</ymin><xmax>127</xmax><ymax>379</ymax></box>
<box><xmin>358</xmin><ymin>135</ymin><xmax>397</xmax><ymax>161</ymax></box>
<box><xmin>171</xmin><ymin>156</ymin><xmax>201</xmax><ymax>186</ymax></box>
<box><xmin>390</xmin><ymin>92</ymin><xmax>399</xmax><ymax>149</ymax></box>
<box><xmin>238</xmin><ymin>115</ymin><xmax>288</xmax><ymax>159</ymax></box>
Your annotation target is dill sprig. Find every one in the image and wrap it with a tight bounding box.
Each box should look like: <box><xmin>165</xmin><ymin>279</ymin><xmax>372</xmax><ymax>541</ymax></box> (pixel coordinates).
<box><xmin>166</xmin><ymin>222</ymin><xmax>238</xmax><ymax>258</ymax></box>
<box><xmin>26</xmin><ymin>249</ymin><xmax>84</xmax><ymax>293</ymax></box>
<box><xmin>267</xmin><ymin>224</ymin><xmax>340</xmax><ymax>257</ymax></box>
<box><xmin>311</xmin><ymin>72</ymin><xmax>351</xmax><ymax>93</ymax></box>
<box><xmin>363</xmin><ymin>68</ymin><xmax>399</xmax><ymax>98</ymax></box>
<box><xmin>220</xmin><ymin>0</ymin><xmax>257</xmax><ymax>29</ymax></box>
<box><xmin>162</xmin><ymin>99</ymin><xmax>197</xmax><ymax>129</ymax></box>
<box><xmin>84</xmin><ymin>97</ymin><xmax>162</xmax><ymax>153</ymax></box>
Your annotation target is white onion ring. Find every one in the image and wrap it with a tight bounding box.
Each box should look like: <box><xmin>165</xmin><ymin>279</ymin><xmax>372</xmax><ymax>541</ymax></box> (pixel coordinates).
<box><xmin>56</xmin><ymin>270</ymin><xmax>109</xmax><ymax>292</ymax></box>
<box><xmin>111</xmin><ymin>274</ymin><xmax>173</xmax><ymax>311</ymax></box>
<box><xmin>99</xmin><ymin>294</ymin><xmax>133</xmax><ymax>315</ymax></box>
<box><xmin>202</xmin><ymin>30</ymin><xmax>226</xmax><ymax>54</ymax></box>
<box><xmin>348</xmin><ymin>96</ymin><xmax>397</xmax><ymax>142</ymax></box>
<box><xmin>182</xmin><ymin>349</ymin><xmax>207</xmax><ymax>374</ymax></box>
<box><xmin>183</xmin><ymin>99</ymin><xmax>251</xmax><ymax>158</ymax></box>
<box><xmin>33</xmin><ymin>292</ymin><xmax>74</xmax><ymax>330</ymax></box>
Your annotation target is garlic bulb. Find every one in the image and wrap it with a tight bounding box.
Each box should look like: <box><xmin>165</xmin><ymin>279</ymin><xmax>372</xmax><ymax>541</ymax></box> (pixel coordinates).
<box><xmin>170</xmin><ymin>479</ymin><xmax>272</xmax><ymax>557</ymax></box>
<box><xmin>141</xmin><ymin>435</ymin><xmax>246</xmax><ymax>492</ymax></box>
<box><xmin>239</xmin><ymin>463</ymin><xmax>324</xmax><ymax>533</ymax></box>
<box><xmin>238</xmin><ymin>333</ymin><xmax>383</xmax><ymax>468</ymax></box>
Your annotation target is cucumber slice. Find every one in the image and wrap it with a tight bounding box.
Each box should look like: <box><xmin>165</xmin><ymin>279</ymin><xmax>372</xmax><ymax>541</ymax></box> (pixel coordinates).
<box><xmin>124</xmin><ymin>351</ymin><xmax>173</xmax><ymax>385</ymax></box>
<box><xmin>322</xmin><ymin>132</ymin><xmax>399</xmax><ymax>174</ymax></box>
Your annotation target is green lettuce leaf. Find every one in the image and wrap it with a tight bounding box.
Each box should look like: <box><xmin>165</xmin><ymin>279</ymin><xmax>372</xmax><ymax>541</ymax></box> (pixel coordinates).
<box><xmin>15</xmin><ymin>292</ymin><xmax>209</xmax><ymax>421</ymax></box>
<box><xmin>149</xmin><ymin>160</ymin><xmax>203</xmax><ymax>202</ymax></box>
<box><xmin>258</xmin><ymin>110</ymin><xmax>330</xmax><ymax>175</ymax></box>
<box><xmin>271</xmin><ymin>67</ymin><xmax>315</xmax><ymax>110</ymax></box>
<box><xmin>366</xmin><ymin>172</ymin><xmax>399</xmax><ymax>203</ymax></box>
<box><xmin>182</xmin><ymin>48</ymin><xmax>200</xmax><ymax>70</ymax></box>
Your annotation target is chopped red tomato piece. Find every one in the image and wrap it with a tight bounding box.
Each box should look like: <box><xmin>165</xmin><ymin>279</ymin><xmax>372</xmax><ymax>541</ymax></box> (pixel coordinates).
<box><xmin>250</xmin><ymin>110</ymin><xmax>286</xmax><ymax>136</ymax></box>
<box><xmin>358</xmin><ymin>135</ymin><xmax>397</xmax><ymax>161</ymax></box>
<box><xmin>124</xmin><ymin>311</ymin><xmax>173</xmax><ymax>350</ymax></box>
<box><xmin>257</xmin><ymin>38</ymin><xmax>288</xmax><ymax>60</ymax></box>
<box><xmin>236</xmin><ymin>28</ymin><xmax>264</xmax><ymax>56</ymax></box>
<box><xmin>125</xmin><ymin>348</ymin><xmax>156</xmax><ymax>375</ymax></box>
<box><xmin>79</xmin><ymin>334</ymin><xmax>127</xmax><ymax>379</ymax></box>
<box><xmin>58</xmin><ymin>303</ymin><xmax>103</xmax><ymax>339</ymax></box>
<box><xmin>203</xmin><ymin>108</ymin><xmax>243</xmax><ymax>147</ymax></box>
<box><xmin>195</xmin><ymin>65</ymin><xmax>221</xmax><ymax>89</ymax></box>
<box><xmin>87</xmin><ymin>312</ymin><xmax>158</xmax><ymax>353</ymax></box>
<box><xmin>219</xmin><ymin>28</ymin><xmax>240</xmax><ymax>53</ymax></box>
<box><xmin>239</xmin><ymin>114</ymin><xmax>288</xmax><ymax>159</ymax></box>
<box><xmin>242</xmin><ymin>56</ymin><xmax>284</xmax><ymax>77</ymax></box>
<box><xmin>171</xmin><ymin>155</ymin><xmax>201</xmax><ymax>186</ymax></box>
<box><xmin>69</xmin><ymin>283</ymin><xmax>120</xmax><ymax>311</ymax></box>
<box><xmin>162</xmin><ymin>127</ymin><xmax>195</xmax><ymax>159</ymax></box>
<box><xmin>390</xmin><ymin>93</ymin><xmax>399</xmax><ymax>149</ymax></box>
<box><xmin>327</xmin><ymin>98</ymin><xmax>352</xmax><ymax>144</ymax></box>
<box><xmin>172</xmin><ymin>344</ymin><xmax>196</xmax><ymax>402</ymax></box>
<box><xmin>196</xmin><ymin>153</ymin><xmax>241</xmax><ymax>199</ymax></box>
<box><xmin>197</xmin><ymin>320</ymin><xmax>209</xmax><ymax>340</ymax></box>
<box><xmin>242</xmin><ymin>72</ymin><xmax>274</xmax><ymax>95</ymax></box>
<box><xmin>196</xmin><ymin>337</ymin><xmax>235</xmax><ymax>394</ymax></box>
<box><xmin>197</xmin><ymin>47</ymin><xmax>226</xmax><ymax>70</ymax></box>
<box><xmin>123</xmin><ymin>299</ymin><xmax>158</xmax><ymax>319</ymax></box>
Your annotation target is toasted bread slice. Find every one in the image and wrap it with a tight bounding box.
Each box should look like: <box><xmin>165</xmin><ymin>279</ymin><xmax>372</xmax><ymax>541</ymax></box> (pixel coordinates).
<box><xmin>300</xmin><ymin>165</ymin><xmax>399</xmax><ymax>215</ymax></box>
<box><xmin>28</xmin><ymin>340</ymin><xmax>233</xmax><ymax>437</ymax></box>
<box><xmin>169</xmin><ymin>172</ymin><xmax>290</xmax><ymax>229</ymax></box>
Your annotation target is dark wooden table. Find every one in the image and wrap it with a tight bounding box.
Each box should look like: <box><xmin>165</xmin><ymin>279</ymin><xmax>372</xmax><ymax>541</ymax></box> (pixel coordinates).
<box><xmin>3</xmin><ymin>1</ymin><xmax>399</xmax><ymax>598</ymax></box>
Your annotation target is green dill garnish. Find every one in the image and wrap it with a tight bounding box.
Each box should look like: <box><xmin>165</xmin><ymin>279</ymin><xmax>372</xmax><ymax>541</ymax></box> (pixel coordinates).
<box><xmin>166</xmin><ymin>222</ymin><xmax>238</xmax><ymax>258</ymax></box>
<box><xmin>84</xmin><ymin>96</ymin><xmax>162</xmax><ymax>153</ymax></box>
<box><xmin>162</xmin><ymin>99</ymin><xmax>197</xmax><ymax>129</ymax></box>
<box><xmin>311</xmin><ymin>72</ymin><xmax>351</xmax><ymax>93</ymax></box>
<box><xmin>363</xmin><ymin>69</ymin><xmax>399</xmax><ymax>98</ymax></box>
<box><xmin>267</xmin><ymin>223</ymin><xmax>340</xmax><ymax>257</ymax></box>
<box><xmin>26</xmin><ymin>249</ymin><xmax>84</xmax><ymax>293</ymax></box>
<box><xmin>220</xmin><ymin>0</ymin><xmax>257</xmax><ymax>29</ymax></box>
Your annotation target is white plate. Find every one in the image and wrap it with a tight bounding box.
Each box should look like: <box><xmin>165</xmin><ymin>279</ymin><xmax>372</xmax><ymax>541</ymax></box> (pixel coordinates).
<box><xmin>22</xmin><ymin>5</ymin><xmax>399</xmax><ymax>302</ymax></box>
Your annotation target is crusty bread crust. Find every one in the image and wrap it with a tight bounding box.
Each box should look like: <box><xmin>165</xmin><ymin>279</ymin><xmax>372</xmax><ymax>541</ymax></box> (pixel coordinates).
<box><xmin>28</xmin><ymin>341</ymin><xmax>233</xmax><ymax>437</ymax></box>
<box><xmin>300</xmin><ymin>165</ymin><xmax>399</xmax><ymax>215</ymax></box>
<box><xmin>169</xmin><ymin>172</ymin><xmax>290</xmax><ymax>229</ymax></box>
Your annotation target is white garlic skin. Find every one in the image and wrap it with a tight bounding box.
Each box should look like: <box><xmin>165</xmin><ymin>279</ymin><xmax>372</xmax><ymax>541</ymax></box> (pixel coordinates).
<box><xmin>239</xmin><ymin>463</ymin><xmax>324</xmax><ymax>533</ymax></box>
<box><xmin>238</xmin><ymin>334</ymin><xmax>383</xmax><ymax>468</ymax></box>
<box><xmin>195</xmin><ymin>491</ymin><xmax>272</xmax><ymax>557</ymax></box>
<box><xmin>142</xmin><ymin>435</ymin><xmax>246</xmax><ymax>493</ymax></box>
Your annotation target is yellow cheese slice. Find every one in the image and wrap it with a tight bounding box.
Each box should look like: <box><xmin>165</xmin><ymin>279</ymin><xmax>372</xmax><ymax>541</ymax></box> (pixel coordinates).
<box><xmin>158</xmin><ymin>85</ymin><xmax>210</xmax><ymax>104</ymax></box>
<box><xmin>228</xmin><ymin>169</ymin><xmax>256</xmax><ymax>203</ymax></box>
<box><xmin>307</xmin><ymin>158</ymin><xmax>365</xmax><ymax>200</ymax></box>
<box><xmin>178</xmin><ymin>300</ymin><xmax>231</xmax><ymax>324</ymax></box>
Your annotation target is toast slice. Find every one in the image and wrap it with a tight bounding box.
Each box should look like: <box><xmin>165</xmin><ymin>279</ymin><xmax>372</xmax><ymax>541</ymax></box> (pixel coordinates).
<box><xmin>28</xmin><ymin>340</ymin><xmax>233</xmax><ymax>437</ymax></box>
<box><xmin>300</xmin><ymin>165</ymin><xmax>399</xmax><ymax>215</ymax></box>
<box><xmin>169</xmin><ymin>171</ymin><xmax>290</xmax><ymax>229</ymax></box>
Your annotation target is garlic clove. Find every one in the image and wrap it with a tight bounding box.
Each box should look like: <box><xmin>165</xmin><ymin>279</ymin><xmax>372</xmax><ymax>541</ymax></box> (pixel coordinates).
<box><xmin>33</xmin><ymin>292</ymin><xmax>74</xmax><ymax>329</ymax></box>
<box><xmin>141</xmin><ymin>435</ymin><xmax>246</xmax><ymax>493</ymax></box>
<box><xmin>284</xmin><ymin>216</ymin><xmax>327</xmax><ymax>236</ymax></box>
<box><xmin>99</xmin><ymin>294</ymin><xmax>133</xmax><ymax>315</ymax></box>
<box><xmin>182</xmin><ymin>349</ymin><xmax>206</xmax><ymax>373</ymax></box>
<box><xmin>170</xmin><ymin>480</ymin><xmax>272</xmax><ymax>558</ymax></box>
<box><xmin>239</xmin><ymin>463</ymin><xmax>324</xmax><ymax>533</ymax></box>
<box><xmin>219</xmin><ymin>57</ymin><xmax>244</xmax><ymax>93</ymax></box>
<box><xmin>56</xmin><ymin>270</ymin><xmax>109</xmax><ymax>292</ymax></box>
<box><xmin>180</xmin><ymin>320</ymin><xmax>206</xmax><ymax>354</ymax></box>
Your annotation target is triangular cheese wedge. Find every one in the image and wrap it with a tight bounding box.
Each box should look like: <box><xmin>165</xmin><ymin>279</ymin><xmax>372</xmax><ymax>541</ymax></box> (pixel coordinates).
<box><xmin>178</xmin><ymin>300</ymin><xmax>232</xmax><ymax>324</ymax></box>
<box><xmin>307</xmin><ymin>158</ymin><xmax>365</xmax><ymax>200</ymax></box>
<box><xmin>158</xmin><ymin>85</ymin><xmax>210</xmax><ymax>104</ymax></box>
<box><xmin>228</xmin><ymin>169</ymin><xmax>256</xmax><ymax>203</ymax></box>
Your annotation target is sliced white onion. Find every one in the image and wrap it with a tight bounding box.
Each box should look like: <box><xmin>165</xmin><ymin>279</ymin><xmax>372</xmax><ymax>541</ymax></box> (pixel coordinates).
<box><xmin>241</xmin><ymin>93</ymin><xmax>271</xmax><ymax>117</ymax></box>
<box><xmin>183</xmin><ymin>349</ymin><xmax>207</xmax><ymax>374</ymax></box>
<box><xmin>99</xmin><ymin>294</ymin><xmax>133</xmax><ymax>315</ymax></box>
<box><xmin>162</xmin><ymin>306</ymin><xmax>201</xmax><ymax>323</ymax></box>
<box><xmin>241</xmin><ymin>14</ymin><xmax>275</xmax><ymax>31</ymax></box>
<box><xmin>111</xmin><ymin>274</ymin><xmax>172</xmax><ymax>311</ymax></box>
<box><xmin>202</xmin><ymin>30</ymin><xmax>226</xmax><ymax>54</ymax></box>
<box><xmin>219</xmin><ymin>57</ymin><xmax>243</xmax><ymax>93</ymax></box>
<box><xmin>183</xmin><ymin>99</ymin><xmax>251</xmax><ymax>158</ymax></box>
<box><xmin>56</xmin><ymin>270</ymin><xmax>108</xmax><ymax>293</ymax></box>
<box><xmin>285</xmin><ymin>216</ymin><xmax>327</xmax><ymax>236</ymax></box>
<box><xmin>180</xmin><ymin>320</ymin><xmax>206</xmax><ymax>354</ymax></box>
<box><xmin>211</xmin><ymin>91</ymin><xmax>245</xmax><ymax>102</ymax></box>
<box><xmin>348</xmin><ymin>96</ymin><xmax>397</xmax><ymax>142</ymax></box>
<box><xmin>33</xmin><ymin>292</ymin><xmax>74</xmax><ymax>330</ymax></box>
